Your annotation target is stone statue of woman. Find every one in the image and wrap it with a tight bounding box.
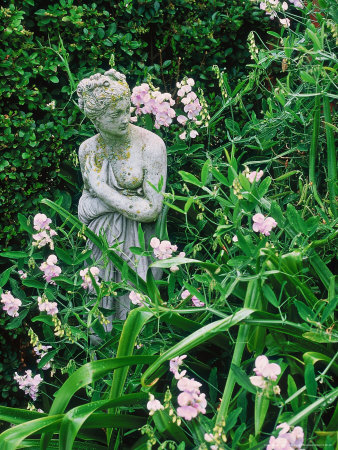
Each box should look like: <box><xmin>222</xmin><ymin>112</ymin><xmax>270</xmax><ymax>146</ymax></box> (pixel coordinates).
<box><xmin>77</xmin><ymin>69</ymin><xmax>166</xmax><ymax>323</ymax></box>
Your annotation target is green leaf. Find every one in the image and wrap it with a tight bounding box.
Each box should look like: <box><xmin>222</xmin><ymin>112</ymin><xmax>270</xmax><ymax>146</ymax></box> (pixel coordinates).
<box><xmin>31</xmin><ymin>316</ymin><xmax>54</xmax><ymax>326</ymax></box>
<box><xmin>18</xmin><ymin>213</ymin><xmax>33</xmax><ymax>234</ymax></box>
<box><xmin>201</xmin><ymin>160</ymin><xmax>210</xmax><ymax>185</ymax></box>
<box><xmin>138</xmin><ymin>223</ymin><xmax>145</xmax><ymax>250</ymax></box>
<box><xmin>254</xmin><ymin>392</ymin><xmax>270</xmax><ymax>436</ymax></box>
<box><xmin>231</xmin><ymin>364</ymin><xmax>257</xmax><ymax>394</ymax></box>
<box><xmin>0</xmin><ymin>251</ymin><xmax>28</xmax><ymax>259</ymax></box>
<box><xmin>59</xmin><ymin>394</ymin><xmax>148</xmax><ymax>450</ymax></box>
<box><xmin>152</xmin><ymin>410</ymin><xmax>191</xmax><ymax>445</ymax></box>
<box><xmin>305</xmin><ymin>363</ymin><xmax>318</xmax><ymax>403</ymax></box>
<box><xmin>211</xmin><ymin>168</ymin><xmax>231</xmax><ymax>186</ymax></box>
<box><xmin>0</xmin><ymin>266</ymin><xmax>13</xmax><ymax>288</ymax></box>
<box><xmin>178</xmin><ymin>170</ymin><xmax>202</xmax><ymax>187</ymax></box>
<box><xmin>50</xmin><ymin>76</ymin><xmax>59</xmax><ymax>83</ymax></box>
<box><xmin>42</xmin><ymin>355</ymin><xmax>157</xmax><ymax>449</ymax></box>
<box><xmin>270</xmin><ymin>201</ymin><xmax>285</xmax><ymax>227</ymax></box>
<box><xmin>0</xmin><ymin>415</ymin><xmax>63</xmax><ymax>450</ymax></box>
<box><xmin>5</xmin><ymin>308</ymin><xmax>29</xmax><ymax>330</ymax></box>
<box><xmin>294</xmin><ymin>300</ymin><xmax>315</xmax><ymax>323</ymax></box>
<box><xmin>257</xmin><ymin>176</ymin><xmax>271</xmax><ymax>198</ymax></box>
<box><xmin>262</xmin><ymin>284</ymin><xmax>279</xmax><ymax>308</ymax></box>
<box><xmin>300</xmin><ymin>71</ymin><xmax>316</xmax><ymax>84</ymax></box>
<box><xmin>287</xmin><ymin>375</ymin><xmax>299</xmax><ymax>412</ymax></box>
<box><xmin>22</xmin><ymin>278</ymin><xmax>45</xmax><ymax>289</ymax></box>
<box><xmin>54</xmin><ymin>247</ymin><xmax>73</xmax><ymax>265</ymax></box>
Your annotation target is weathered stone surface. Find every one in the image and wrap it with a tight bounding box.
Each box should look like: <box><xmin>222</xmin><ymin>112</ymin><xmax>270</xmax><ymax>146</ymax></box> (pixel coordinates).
<box><xmin>77</xmin><ymin>69</ymin><xmax>166</xmax><ymax>322</ymax></box>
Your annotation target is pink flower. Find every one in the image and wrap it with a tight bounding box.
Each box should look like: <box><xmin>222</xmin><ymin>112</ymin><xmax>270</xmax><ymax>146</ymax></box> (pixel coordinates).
<box><xmin>170</xmin><ymin>355</ymin><xmax>187</xmax><ymax>374</ymax></box>
<box><xmin>186</xmin><ymin>78</ymin><xmax>195</xmax><ymax>86</ymax></box>
<box><xmin>267</xmin><ymin>423</ymin><xmax>304</xmax><ymax>450</ymax></box>
<box><xmin>279</xmin><ymin>18</ymin><xmax>290</xmax><ymax>27</ymax></box>
<box><xmin>14</xmin><ymin>370</ymin><xmax>43</xmax><ymax>401</ymax></box>
<box><xmin>190</xmin><ymin>130</ymin><xmax>199</xmax><ymax>139</ymax></box>
<box><xmin>249</xmin><ymin>376</ymin><xmax>267</xmax><ymax>389</ymax></box>
<box><xmin>147</xmin><ymin>394</ymin><xmax>164</xmax><ymax>415</ymax></box>
<box><xmin>1</xmin><ymin>291</ymin><xmax>22</xmax><ymax>317</ymax></box>
<box><xmin>232</xmin><ymin>235</ymin><xmax>238</xmax><ymax>242</ymax></box>
<box><xmin>18</xmin><ymin>270</ymin><xmax>27</xmax><ymax>279</ymax></box>
<box><xmin>32</xmin><ymin>229</ymin><xmax>57</xmax><ymax>250</ymax></box>
<box><xmin>177</xmin><ymin>115</ymin><xmax>188</xmax><ymax>125</ymax></box>
<box><xmin>253</xmin><ymin>355</ymin><xmax>281</xmax><ymax>381</ymax></box>
<box><xmin>150</xmin><ymin>237</ymin><xmax>161</xmax><ymax>249</ymax></box>
<box><xmin>129</xmin><ymin>290</ymin><xmax>143</xmax><ymax>306</ymax></box>
<box><xmin>177</xmin><ymin>391</ymin><xmax>207</xmax><ymax>420</ymax></box>
<box><xmin>33</xmin><ymin>213</ymin><xmax>52</xmax><ymax>231</ymax></box>
<box><xmin>39</xmin><ymin>255</ymin><xmax>61</xmax><ymax>284</ymax></box>
<box><xmin>38</xmin><ymin>297</ymin><xmax>58</xmax><ymax>316</ymax></box>
<box><xmin>246</xmin><ymin>170</ymin><xmax>264</xmax><ymax>183</ymax></box>
<box><xmin>79</xmin><ymin>266</ymin><xmax>100</xmax><ymax>290</ymax></box>
<box><xmin>179</xmin><ymin>131</ymin><xmax>187</xmax><ymax>140</ymax></box>
<box><xmin>181</xmin><ymin>289</ymin><xmax>204</xmax><ymax>307</ymax></box>
<box><xmin>170</xmin><ymin>265</ymin><xmax>179</xmax><ymax>273</ymax></box>
<box><xmin>252</xmin><ymin>214</ymin><xmax>277</xmax><ymax>236</ymax></box>
<box><xmin>177</xmin><ymin>376</ymin><xmax>202</xmax><ymax>394</ymax></box>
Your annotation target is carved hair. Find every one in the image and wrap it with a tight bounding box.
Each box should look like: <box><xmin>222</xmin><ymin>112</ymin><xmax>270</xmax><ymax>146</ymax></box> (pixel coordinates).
<box><xmin>77</xmin><ymin>69</ymin><xmax>130</xmax><ymax>121</ymax></box>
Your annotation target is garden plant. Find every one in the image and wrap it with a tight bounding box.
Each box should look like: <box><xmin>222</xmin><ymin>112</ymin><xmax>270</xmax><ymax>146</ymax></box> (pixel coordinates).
<box><xmin>0</xmin><ymin>0</ymin><xmax>337</xmax><ymax>449</ymax></box>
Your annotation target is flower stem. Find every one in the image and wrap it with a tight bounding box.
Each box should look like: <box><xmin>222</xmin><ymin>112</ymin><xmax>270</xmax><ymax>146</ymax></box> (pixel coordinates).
<box><xmin>323</xmin><ymin>95</ymin><xmax>337</xmax><ymax>218</ymax></box>
<box><xmin>309</xmin><ymin>94</ymin><xmax>324</xmax><ymax>209</ymax></box>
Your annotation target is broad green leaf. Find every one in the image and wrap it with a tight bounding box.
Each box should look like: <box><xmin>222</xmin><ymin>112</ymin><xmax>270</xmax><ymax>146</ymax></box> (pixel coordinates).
<box><xmin>59</xmin><ymin>394</ymin><xmax>148</xmax><ymax>450</ymax></box>
<box><xmin>305</xmin><ymin>363</ymin><xmax>318</xmax><ymax>403</ymax></box>
<box><xmin>255</xmin><ymin>393</ymin><xmax>270</xmax><ymax>436</ymax></box>
<box><xmin>0</xmin><ymin>415</ymin><xmax>63</xmax><ymax>450</ymax></box>
<box><xmin>54</xmin><ymin>247</ymin><xmax>73</xmax><ymax>265</ymax></box>
<box><xmin>178</xmin><ymin>170</ymin><xmax>202</xmax><ymax>187</ymax></box>
<box><xmin>0</xmin><ymin>266</ymin><xmax>14</xmax><ymax>288</ymax></box>
<box><xmin>152</xmin><ymin>410</ymin><xmax>191</xmax><ymax>445</ymax></box>
<box><xmin>287</xmin><ymin>375</ymin><xmax>299</xmax><ymax>412</ymax></box>
<box><xmin>0</xmin><ymin>251</ymin><xmax>28</xmax><ymax>259</ymax></box>
<box><xmin>22</xmin><ymin>278</ymin><xmax>45</xmax><ymax>289</ymax></box>
<box><xmin>262</xmin><ymin>284</ymin><xmax>279</xmax><ymax>308</ymax></box>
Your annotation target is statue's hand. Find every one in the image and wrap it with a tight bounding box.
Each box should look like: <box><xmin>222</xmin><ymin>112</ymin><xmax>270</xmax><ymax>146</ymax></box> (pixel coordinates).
<box><xmin>84</xmin><ymin>154</ymin><xmax>108</xmax><ymax>194</ymax></box>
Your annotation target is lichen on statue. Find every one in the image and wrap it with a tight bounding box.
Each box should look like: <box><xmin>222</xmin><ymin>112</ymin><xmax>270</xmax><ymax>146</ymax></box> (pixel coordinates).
<box><xmin>77</xmin><ymin>69</ymin><xmax>166</xmax><ymax>322</ymax></box>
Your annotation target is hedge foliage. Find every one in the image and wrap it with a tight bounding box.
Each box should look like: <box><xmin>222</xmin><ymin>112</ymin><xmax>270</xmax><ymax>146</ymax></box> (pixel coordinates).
<box><xmin>0</xmin><ymin>0</ymin><xmax>270</xmax><ymax>250</ymax></box>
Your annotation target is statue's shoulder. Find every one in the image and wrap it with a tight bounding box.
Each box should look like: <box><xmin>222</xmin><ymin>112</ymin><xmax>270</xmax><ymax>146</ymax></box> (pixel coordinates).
<box><xmin>132</xmin><ymin>125</ymin><xmax>166</xmax><ymax>154</ymax></box>
<box><xmin>78</xmin><ymin>134</ymin><xmax>99</xmax><ymax>158</ymax></box>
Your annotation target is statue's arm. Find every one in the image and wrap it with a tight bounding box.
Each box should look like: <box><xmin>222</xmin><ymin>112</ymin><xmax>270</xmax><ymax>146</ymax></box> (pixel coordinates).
<box><xmin>88</xmin><ymin>137</ymin><xmax>166</xmax><ymax>223</ymax></box>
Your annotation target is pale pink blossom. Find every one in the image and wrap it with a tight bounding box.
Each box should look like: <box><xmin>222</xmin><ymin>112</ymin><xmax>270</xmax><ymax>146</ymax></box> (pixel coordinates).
<box><xmin>177</xmin><ymin>391</ymin><xmax>207</xmax><ymax>420</ymax></box>
<box><xmin>186</xmin><ymin>78</ymin><xmax>195</xmax><ymax>86</ymax></box>
<box><xmin>282</xmin><ymin>1</ymin><xmax>288</xmax><ymax>9</ymax></box>
<box><xmin>253</xmin><ymin>355</ymin><xmax>281</xmax><ymax>381</ymax></box>
<box><xmin>38</xmin><ymin>297</ymin><xmax>58</xmax><ymax>316</ymax></box>
<box><xmin>204</xmin><ymin>433</ymin><xmax>214</xmax><ymax>443</ymax></box>
<box><xmin>14</xmin><ymin>370</ymin><xmax>43</xmax><ymax>401</ymax></box>
<box><xmin>39</xmin><ymin>255</ymin><xmax>61</xmax><ymax>284</ymax></box>
<box><xmin>249</xmin><ymin>375</ymin><xmax>267</xmax><ymax>389</ymax></box>
<box><xmin>267</xmin><ymin>423</ymin><xmax>304</xmax><ymax>450</ymax></box>
<box><xmin>279</xmin><ymin>17</ymin><xmax>290</xmax><ymax>27</ymax></box>
<box><xmin>190</xmin><ymin>130</ymin><xmax>199</xmax><ymax>139</ymax></box>
<box><xmin>150</xmin><ymin>237</ymin><xmax>161</xmax><ymax>249</ymax></box>
<box><xmin>246</xmin><ymin>170</ymin><xmax>264</xmax><ymax>183</ymax></box>
<box><xmin>147</xmin><ymin>394</ymin><xmax>164</xmax><ymax>415</ymax></box>
<box><xmin>179</xmin><ymin>131</ymin><xmax>187</xmax><ymax>140</ymax></box>
<box><xmin>1</xmin><ymin>291</ymin><xmax>21</xmax><ymax>317</ymax></box>
<box><xmin>32</xmin><ymin>229</ymin><xmax>57</xmax><ymax>250</ymax></box>
<box><xmin>232</xmin><ymin>235</ymin><xmax>238</xmax><ymax>242</ymax></box>
<box><xmin>170</xmin><ymin>265</ymin><xmax>179</xmax><ymax>273</ymax></box>
<box><xmin>252</xmin><ymin>214</ymin><xmax>277</xmax><ymax>236</ymax></box>
<box><xmin>33</xmin><ymin>213</ymin><xmax>52</xmax><ymax>231</ymax></box>
<box><xmin>79</xmin><ymin>266</ymin><xmax>100</xmax><ymax>290</ymax></box>
<box><xmin>170</xmin><ymin>355</ymin><xmax>187</xmax><ymax>374</ymax></box>
<box><xmin>151</xmin><ymin>238</ymin><xmax>178</xmax><ymax>260</ymax></box>
<box><xmin>18</xmin><ymin>270</ymin><xmax>28</xmax><ymax>279</ymax></box>
<box><xmin>177</xmin><ymin>376</ymin><xmax>202</xmax><ymax>394</ymax></box>
<box><xmin>129</xmin><ymin>290</ymin><xmax>143</xmax><ymax>306</ymax></box>
<box><xmin>181</xmin><ymin>289</ymin><xmax>204</xmax><ymax>307</ymax></box>
<box><xmin>177</xmin><ymin>115</ymin><xmax>188</xmax><ymax>125</ymax></box>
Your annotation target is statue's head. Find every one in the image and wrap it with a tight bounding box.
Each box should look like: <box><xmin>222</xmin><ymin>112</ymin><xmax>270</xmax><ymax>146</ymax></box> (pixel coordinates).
<box><xmin>77</xmin><ymin>69</ymin><xmax>130</xmax><ymax>121</ymax></box>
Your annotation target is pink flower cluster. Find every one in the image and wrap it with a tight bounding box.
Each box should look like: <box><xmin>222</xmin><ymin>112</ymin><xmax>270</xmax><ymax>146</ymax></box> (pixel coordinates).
<box><xmin>259</xmin><ymin>0</ymin><xmax>303</xmax><ymax>28</ymax></box>
<box><xmin>1</xmin><ymin>291</ymin><xmax>22</xmax><ymax>317</ymax></box>
<box><xmin>130</xmin><ymin>83</ymin><xmax>176</xmax><ymax>129</ymax></box>
<box><xmin>18</xmin><ymin>270</ymin><xmax>27</xmax><ymax>279</ymax></box>
<box><xmin>246</xmin><ymin>169</ymin><xmax>264</xmax><ymax>183</ymax></box>
<box><xmin>34</xmin><ymin>345</ymin><xmax>53</xmax><ymax>370</ymax></box>
<box><xmin>177</xmin><ymin>376</ymin><xmax>207</xmax><ymax>421</ymax></box>
<box><xmin>32</xmin><ymin>214</ymin><xmax>57</xmax><ymax>250</ymax></box>
<box><xmin>169</xmin><ymin>355</ymin><xmax>207</xmax><ymax>421</ymax></box>
<box><xmin>252</xmin><ymin>213</ymin><xmax>277</xmax><ymax>236</ymax></box>
<box><xmin>181</xmin><ymin>289</ymin><xmax>205</xmax><ymax>307</ymax></box>
<box><xmin>79</xmin><ymin>266</ymin><xmax>100</xmax><ymax>290</ymax></box>
<box><xmin>150</xmin><ymin>237</ymin><xmax>185</xmax><ymax>261</ymax></box>
<box><xmin>250</xmin><ymin>355</ymin><xmax>281</xmax><ymax>389</ymax></box>
<box><xmin>38</xmin><ymin>296</ymin><xmax>58</xmax><ymax>316</ymax></box>
<box><xmin>146</xmin><ymin>394</ymin><xmax>164</xmax><ymax>416</ymax></box>
<box><xmin>176</xmin><ymin>78</ymin><xmax>202</xmax><ymax>140</ymax></box>
<box><xmin>267</xmin><ymin>423</ymin><xmax>304</xmax><ymax>450</ymax></box>
<box><xmin>14</xmin><ymin>370</ymin><xmax>43</xmax><ymax>401</ymax></box>
<box><xmin>39</xmin><ymin>255</ymin><xmax>61</xmax><ymax>284</ymax></box>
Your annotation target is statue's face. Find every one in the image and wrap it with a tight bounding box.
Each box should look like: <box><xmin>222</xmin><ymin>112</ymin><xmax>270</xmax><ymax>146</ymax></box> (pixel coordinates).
<box><xmin>94</xmin><ymin>97</ymin><xmax>131</xmax><ymax>137</ymax></box>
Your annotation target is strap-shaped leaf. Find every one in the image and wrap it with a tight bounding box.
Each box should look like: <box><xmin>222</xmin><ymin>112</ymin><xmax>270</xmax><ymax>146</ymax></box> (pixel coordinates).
<box><xmin>0</xmin><ymin>415</ymin><xmax>63</xmax><ymax>450</ymax></box>
<box><xmin>59</xmin><ymin>393</ymin><xmax>148</xmax><ymax>450</ymax></box>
